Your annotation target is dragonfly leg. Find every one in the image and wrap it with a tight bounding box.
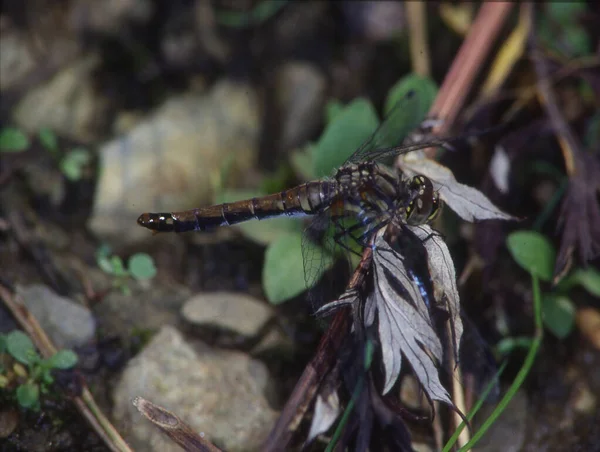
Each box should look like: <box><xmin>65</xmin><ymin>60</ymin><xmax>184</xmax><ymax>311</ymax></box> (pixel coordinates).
<box><xmin>331</xmin><ymin>217</ymin><xmax>373</xmax><ymax>257</ymax></box>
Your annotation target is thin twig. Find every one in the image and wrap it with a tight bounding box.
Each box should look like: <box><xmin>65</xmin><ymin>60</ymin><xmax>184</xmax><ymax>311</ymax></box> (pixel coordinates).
<box><xmin>528</xmin><ymin>4</ymin><xmax>581</xmax><ymax>176</ymax></box>
<box><xmin>133</xmin><ymin>397</ymin><xmax>222</xmax><ymax>452</ymax></box>
<box><xmin>429</xmin><ymin>2</ymin><xmax>514</xmax><ymax>136</ymax></box>
<box><xmin>406</xmin><ymin>2</ymin><xmax>431</xmax><ymax>77</ymax></box>
<box><xmin>0</xmin><ymin>283</ymin><xmax>133</xmax><ymax>452</ymax></box>
<box><xmin>262</xmin><ymin>247</ymin><xmax>373</xmax><ymax>451</ymax></box>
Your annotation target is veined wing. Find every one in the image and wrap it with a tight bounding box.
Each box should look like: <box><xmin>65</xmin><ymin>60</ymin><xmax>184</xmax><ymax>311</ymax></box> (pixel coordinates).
<box><xmin>345</xmin><ymin>89</ymin><xmax>434</xmax><ymax>164</ymax></box>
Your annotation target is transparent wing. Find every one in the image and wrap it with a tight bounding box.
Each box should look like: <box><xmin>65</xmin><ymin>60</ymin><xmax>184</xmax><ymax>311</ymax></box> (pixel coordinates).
<box><xmin>346</xmin><ymin>89</ymin><xmax>432</xmax><ymax>164</ymax></box>
<box><xmin>302</xmin><ymin>207</ymin><xmax>377</xmax><ymax>314</ymax></box>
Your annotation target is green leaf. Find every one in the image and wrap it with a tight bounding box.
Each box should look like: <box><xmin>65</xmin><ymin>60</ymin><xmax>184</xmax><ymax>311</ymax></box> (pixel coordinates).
<box><xmin>325</xmin><ymin>100</ymin><xmax>345</xmax><ymax>124</ymax></box>
<box><xmin>41</xmin><ymin>370</ymin><xmax>54</xmax><ymax>385</ymax></box>
<box><xmin>215</xmin><ymin>190</ymin><xmax>303</xmax><ymax>245</ymax></box>
<box><xmin>495</xmin><ymin>336</ymin><xmax>535</xmax><ymax>356</ymax></box>
<box><xmin>6</xmin><ymin>331</ymin><xmax>38</xmax><ymax>365</ymax></box>
<box><xmin>313</xmin><ymin>98</ymin><xmax>379</xmax><ymax>177</ymax></box>
<box><xmin>128</xmin><ymin>253</ymin><xmax>157</xmax><ymax>281</ymax></box>
<box><xmin>0</xmin><ymin>127</ymin><xmax>29</xmax><ymax>152</ymax></box>
<box><xmin>39</xmin><ymin>127</ymin><xmax>58</xmax><ymax>153</ymax></box>
<box><xmin>290</xmin><ymin>145</ymin><xmax>316</xmax><ymax>181</ymax></box>
<box><xmin>16</xmin><ymin>383</ymin><xmax>40</xmax><ymax>409</ymax></box>
<box><xmin>60</xmin><ymin>147</ymin><xmax>91</xmax><ymax>181</ymax></box>
<box><xmin>547</xmin><ymin>2</ymin><xmax>587</xmax><ymax>26</ymax></box>
<box><xmin>506</xmin><ymin>231</ymin><xmax>556</xmax><ymax>281</ymax></box>
<box><xmin>384</xmin><ymin>74</ymin><xmax>438</xmax><ymax>117</ymax></box>
<box><xmin>47</xmin><ymin>349</ymin><xmax>78</xmax><ymax>369</ymax></box>
<box><xmin>569</xmin><ymin>267</ymin><xmax>600</xmax><ymax>297</ymax></box>
<box><xmin>538</xmin><ymin>4</ymin><xmax>591</xmax><ymax>58</ymax></box>
<box><xmin>542</xmin><ymin>294</ymin><xmax>575</xmax><ymax>339</ymax></box>
<box><xmin>263</xmin><ymin>232</ymin><xmax>308</xmax><ymax>304</ymax></box>
<box><xmin>110</xmin><ymin>255</ymin><xmax>127</xmax><ymax>277</ymax></box>
<box><xmin>97</xmin><ymin>256</ymin><xmax>115</xmax><ymax>275</ymax></box>
<box><xmin>216</xmin><ymin>0</ymin><xmax>288</xmax><ymax>28</ymax></box>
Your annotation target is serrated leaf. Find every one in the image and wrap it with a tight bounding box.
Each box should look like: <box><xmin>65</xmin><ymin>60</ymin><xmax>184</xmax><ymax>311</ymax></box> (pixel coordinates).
<box><xmin>263</xmin><ymin>232</ymin><xmax>307</xmax><ymax>304</ymax></box>
<box><xmin>17</xmin><ymin>383</ymin><xmax>40</xmax><ymax>408</ymax></box>
<box><xmin>6</xmin><ymin>331</ymin><xmax>37</xmax><ymax>365</ymax></box>
<box><xmin>399</xmin><ymin>154</ymin><xmax>516</xmax><ymax>222</ymax></box>
<box><xmin>313</xmin><ymin>98</ymin><xmax>379</xmax><ymax>177</ymax></box>
<box><xmin>542</xmin><ymin>294</ymin><xmax>575</xmax><ymax>339</ymax></box>
<box><xmin>216</xmin><ymin>190</ymin><xmax>303</xmax><ymax>245</ymax></box>
<box><xmin>409</xmin><ymin>224</ymin><xmax>463</xmax><ymax>355</ymax></box>
<box><xmin>128</xmin><ymin>253</ymin><xmax>157</xmax><ymax>281</ymax></box>
<box><xmin>507</xmin><ymin>231</ymin><xmax>556</xmax><ymax>281</ymax></box>
<box><xmin>47</xmin><ymin>349</ymin><xmax>78</xmax><ymax>369</ymax></box>
<box><xmin>365</xmin><ymin>231</ymin><xmax>451</xmax><ymax>403</ymax></box>
<box><xmin>0</xmin><ymin>127</ymin><xmax>29</xmax><ymax>152</ymax></box>
<box><xmin>384</xmin><ymin>74</ymin><xmax>437</xmax><ymax>117</ymax></box>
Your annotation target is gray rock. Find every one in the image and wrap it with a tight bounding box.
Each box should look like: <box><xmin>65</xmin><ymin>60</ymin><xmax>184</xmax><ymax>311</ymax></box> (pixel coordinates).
<box><xmin>16</xmin><ymin>284</ymin><xmax>96</xmax><ymax>349</ymax></box>
<box><xmin>89</xmin><ymin>79</ymin><xmax>260</xmax><ymax>243</ymax></box>
<box><xmin>181</xmin><ymin>292</ymin><xmax>273</xmax><ymax>339</ymax></box>
<box><xmin>276</xmin><ymin>62</ymin><xmax>327</xmax><ymax>151</ymax></box>
<box><xmin>112</xmin><ymin>326</ymin><xmax>277</xmax><ymax>452</ymax></box>
<box><xmin>12</xmin><ymin>54</ymin><xmax>108</xmax><ymax>143</ymax></box>
<box><xmin>92</xmin><ymin>282</ymin><xmax>192</xmax><ymax>339</ymax></box>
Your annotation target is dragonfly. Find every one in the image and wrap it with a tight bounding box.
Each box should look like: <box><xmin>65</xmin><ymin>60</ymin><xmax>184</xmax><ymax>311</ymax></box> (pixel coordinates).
<box><xmin>138</xmin><ymin>89</ymin><xmax>449</xmax><ymax>271</ymax></box>
<box><xmin>138</xmin><ymin>89</ymin><xmax>498</xmax><ymax>414</ymax></box>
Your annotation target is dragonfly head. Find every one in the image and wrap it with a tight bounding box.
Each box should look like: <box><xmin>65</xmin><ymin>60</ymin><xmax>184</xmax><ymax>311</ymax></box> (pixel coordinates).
<box><xmin>405</xmin><ymin>175</ymin><xmax>442</xmax><ymax>226</ymax></box>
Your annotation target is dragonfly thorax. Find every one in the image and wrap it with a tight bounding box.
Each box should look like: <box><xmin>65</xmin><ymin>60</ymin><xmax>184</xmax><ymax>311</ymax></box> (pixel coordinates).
<box><xmin>331</xmin><ymin>163</ymin><xmax>440</xmax><ymax>229</ymax></box>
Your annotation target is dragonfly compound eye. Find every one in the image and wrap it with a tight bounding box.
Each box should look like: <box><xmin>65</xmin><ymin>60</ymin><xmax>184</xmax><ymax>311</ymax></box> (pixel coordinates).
<box><xmin>406</xmin><ymin>175</ymin><xmax>440</xmax><ymax>225</ymax></box>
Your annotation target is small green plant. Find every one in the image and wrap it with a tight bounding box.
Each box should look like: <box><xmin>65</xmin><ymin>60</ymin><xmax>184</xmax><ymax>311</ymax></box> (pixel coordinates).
<box><xmin>38</xmin><ymin>127</ymin><xmax>93</xmax><ymax>182</ymax></box>
<box><xmin>96</xmin><ymin>245</ymin><xmax>157</xmax><ymax>295</ymax></box>
<box><xmin>218</xmin><ymin>74</ymin><xmax>439</xmax><ymax>304</ymax></box>
<box><xmin>0</xmin><ymin>331</ymin><xmax>78</xmax><ymax>410</ymax></box>
<box><xmin>505</xmin><ymin>230</ymin><xmax>599</xmax><ymax>341</ymax></box>
<box><xmin>0</xmin><ymin>127</ymin><xmax>30</xmax><ymax>152</ymax></box>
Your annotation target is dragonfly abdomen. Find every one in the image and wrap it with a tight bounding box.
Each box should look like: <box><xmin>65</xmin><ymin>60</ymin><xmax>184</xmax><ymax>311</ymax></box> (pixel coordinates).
<box><xmin>137</xmin><ymin>180</ymin><xmax>337</xmax><ymax>233</ymax></box>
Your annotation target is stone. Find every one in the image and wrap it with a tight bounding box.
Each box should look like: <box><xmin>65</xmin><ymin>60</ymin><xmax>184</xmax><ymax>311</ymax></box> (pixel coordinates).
<box><xmin>112</xmin><ymin>326</ymin><xmax>277</xmax><ymax>452</ymax></box>
<box><xmin>16</xmin><ymin>284</ymin><xmax>96</xmax><ymax>349</ymax></box>
<box><xmin>181</xmin><ymin>292</ymin><xmax>273</xmax><ymax>339</ymax></box>
<box><xmin>89</xmin><ymin>79</ymin><xmax>260</xmax><ymax>243</ymax></box>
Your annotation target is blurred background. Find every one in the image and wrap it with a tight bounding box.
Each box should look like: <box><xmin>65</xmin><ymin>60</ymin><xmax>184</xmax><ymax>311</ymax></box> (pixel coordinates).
<box><xmin>0</xmin><ymin>2</ymin><xmax>599</xmax><ymax>451</ymax></box>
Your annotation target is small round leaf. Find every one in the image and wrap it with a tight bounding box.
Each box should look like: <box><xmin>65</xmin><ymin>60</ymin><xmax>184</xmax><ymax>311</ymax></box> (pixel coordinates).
<box><xmin>128</xmin><ymin>253</ymin><xmax>157</xmax><ymax>281</ymax></box>
<box><xmin>48</xmin><ymin>350</ymin><xmax>78</xmax><ymax>369</ymax></box>
<box><xmin>6</xmin><ymin>331</ymin><xmax>37</xmax><ymax>365</ymax></box>
<box><xmin>16</xmin><ymin>383</ymin><xmax>40</xmax><ymax>408</ymax></box>
<box><xmin>542</xmin><ymin>294</ymin><xmax>575</xmax><ymax>339</ymax></box>
<box><xmin>506</xmin><ymin>231</ymin><xmax>556</xmax><ymax>281</ymax></box>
